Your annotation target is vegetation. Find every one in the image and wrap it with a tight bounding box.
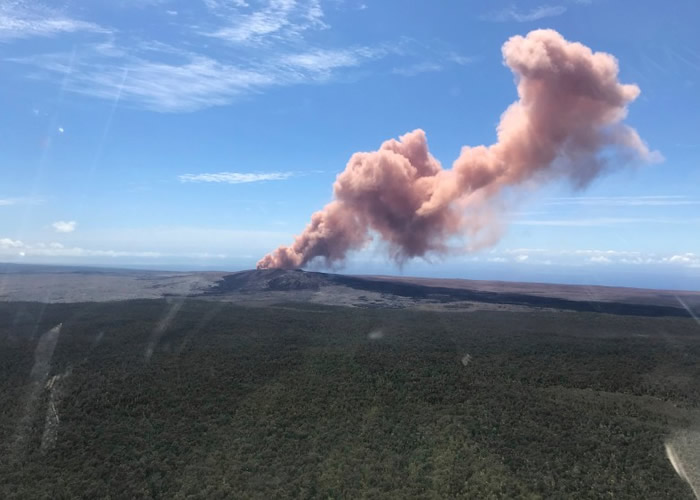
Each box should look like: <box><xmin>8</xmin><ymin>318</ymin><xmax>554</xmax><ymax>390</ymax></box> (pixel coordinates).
<box><xmin>1</xmin><ymin>299</ymin><xmax>698</xmax><ymax>498</ymax></box>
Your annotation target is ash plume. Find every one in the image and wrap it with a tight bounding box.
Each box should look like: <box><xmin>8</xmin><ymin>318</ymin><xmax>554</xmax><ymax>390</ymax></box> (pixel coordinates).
<box><xmin>258</xmin><ymin>29</ymin><xmax>659</xmax><ymax>270</ymax></box>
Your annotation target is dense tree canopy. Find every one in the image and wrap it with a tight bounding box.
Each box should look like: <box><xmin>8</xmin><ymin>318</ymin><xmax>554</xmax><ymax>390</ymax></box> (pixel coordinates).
<box><xmin>0</xmin><ymin>300</ymin><xmax>697</xmax><ymax>498</ymax></box>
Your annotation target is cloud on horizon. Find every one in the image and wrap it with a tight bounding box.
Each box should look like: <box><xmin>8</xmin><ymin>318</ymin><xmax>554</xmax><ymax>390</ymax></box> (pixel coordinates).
<box><xmin>0</xmin><ymin>238</ymin><xmax>160</xmax><ymax>259</ymax></box>
<box><xmin>3</xmin><ymin>234</ymin><xmax>699</xmax><ymax>273</ymax></box>
<box><xmin>499</xmin><ymin>248</ymin><xmax>700</xmax><ymax>269</ymax></box>
<box><xmin>0</xmin><ymin>225</ymin><xmax>295</xmax><ymax>261</ymax></box>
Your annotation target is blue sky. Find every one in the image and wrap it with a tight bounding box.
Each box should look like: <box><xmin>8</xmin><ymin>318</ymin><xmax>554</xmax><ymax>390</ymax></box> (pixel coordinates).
<box><xmin>1</xmin><ymin>0</ymin><xmax>699</xmax><ymax>289</ymax></box>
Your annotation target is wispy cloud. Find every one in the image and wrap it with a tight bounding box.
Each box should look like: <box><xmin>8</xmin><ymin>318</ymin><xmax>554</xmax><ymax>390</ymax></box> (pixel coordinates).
<box><xmin>204</xmin><ymin>0</ymin><xmax>326</xmax><ymax>45</ymax></box>
<box><xmin>5</xmin><ymin>1</ymin><xmax>468</xmax><ymax>112</ymax></box>
<box><xmin>178</xmin><ymin>172</ymin><xmax>295</xmax><ymax>184</ymax></box>
<box><xmin>12</xmin><ymin>47</ymin><xmax>380</xmax><ymax>112</ymax></box>
<box><xmin>52</xmin><ymin>220</ymin><xmax>77</xmax><ymax>233</ymax></box>
<box><xmin>448</xmin><ymin>53</ymin><xmax>477</xmax><ymax>65</ymax></box>
<box><xmin>80</xmin><ymin>55</ymin><xmax>272</xmax><ymax>112</ymax></box>
<box><xmin>8</xmin><ymin>17</ymin><xmax>380</xmax><ymax>112</ymax></box>
<box><xmin>282</xmin><ymin>46</ymin><xmax>379</xmax><ymax>73</ymax></box>
<box><xmin>482</xmin><ymin>5</ymin><xmax>567</xmax><ymax>22</ymax></box>
<box><xmin>203</xmin><ymin>0</ymin><xmax>250</xmax><ymax>10</ymax></box>
<box><xmin>0</xmin><ymin>2</ymin><xmax>108</xmax><ymax>40</ymax></box>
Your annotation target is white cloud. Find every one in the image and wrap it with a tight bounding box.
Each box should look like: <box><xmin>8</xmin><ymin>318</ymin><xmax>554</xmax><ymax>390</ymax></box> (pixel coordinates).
<box><xmin>482</xmin><ymin>5</ymin><xmax>567</xmax><ymax>22</ymax></box>
<box><xmin>499</xmin><ymin>248</ymin><xmax>700</xmax><ymax>269</ymax></box>
<box><xmin>4</xmin><ymin>1</ymin><xmax>464</xmax><ymax>112</ymax></box>
<box><xmin>14</xmin><ymin>52</ymin><xmax>275</xmax><ymax>113</ymax></box>
<box><xmin>283</xmin><ymin>47</ymin><xmax>376</xmax><ymax>72</ymax></box>
<box><xmin>178</xmin><ymin>172</ymin><xmax>294</xmax><ymax>184</ymax></box>
<box><xmin>0</xmin><ymin>237</ymin><xmax>24</xmax><ymax>248</ymax></box>
<box><xmin>448</xmin><ymin>53</ymin><xmax>477</xmax><ymax>65</ymax></box>
<box><xmin>11</xmin><ymin>43</ymin><xmax>382</xmax><ymax>112</ymax></box>
<box><xmin>0</xmin><ymin>2</ymin><xmax>107</xmax><ymax>40</ymax></box>
<box><xmin>666</xmin><ymin>253</ymin><xmax>700</xmax><ymax>268</ymax></box>
<box><xmin>205</xmin><ymin>0</ymin><xmax>327</xmax><ymax>45</ymax></box>
<box><xmin>203</xmin><ymin>0</ymin><xmax>249</xmax><ymax>9</ymax></box>
<box><xmin>52</xmin><ymin>220</ymin><xmax>77</xmax><ymax>233</ymax></box>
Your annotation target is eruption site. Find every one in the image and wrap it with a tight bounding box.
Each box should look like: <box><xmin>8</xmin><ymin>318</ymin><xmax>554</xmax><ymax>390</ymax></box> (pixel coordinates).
<box><xmin>258</xmin><ymin>29</ymin><xmax>659</xmax><ymax>270</ymax></box>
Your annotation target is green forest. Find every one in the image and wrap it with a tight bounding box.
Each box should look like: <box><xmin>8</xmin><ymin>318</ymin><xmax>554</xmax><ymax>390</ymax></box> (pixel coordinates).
<box><xmin>1</xmin><ymin>299</ymin><xmax>698</xmax><ymax>498</ymax></box>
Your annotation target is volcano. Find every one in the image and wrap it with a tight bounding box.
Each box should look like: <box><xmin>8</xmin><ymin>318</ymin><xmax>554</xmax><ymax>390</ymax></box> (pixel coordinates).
<box><xmin>202</xmin><ymin>268</ymin><xmax>695</xmax><ymax>317</ymax></box>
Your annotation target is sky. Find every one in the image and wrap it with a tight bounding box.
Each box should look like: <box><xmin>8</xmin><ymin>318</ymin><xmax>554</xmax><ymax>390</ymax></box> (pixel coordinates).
<box><xmin>1</xmin><ymin>0</ymin><xmax>699</xmax><ymax>290</ymax></box>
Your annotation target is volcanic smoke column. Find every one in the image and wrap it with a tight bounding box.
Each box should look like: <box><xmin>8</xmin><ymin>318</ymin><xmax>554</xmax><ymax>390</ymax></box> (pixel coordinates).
<box><xmin>257</xmin><ymin>29</ymin><xmax>659</xmax><ymax>270</ymax></box>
